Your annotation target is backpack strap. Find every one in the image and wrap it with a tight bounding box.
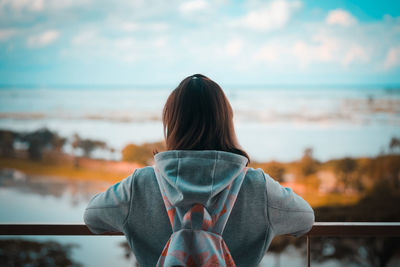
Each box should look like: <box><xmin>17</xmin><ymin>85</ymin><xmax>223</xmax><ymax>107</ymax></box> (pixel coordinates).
<box><xmin>154</xmin><ymin>166</ymin><xmax>248</xmax><ymax>234</ymax></box>
<box><xmin>205</xmin><ymin>167</ymin><xmax>248</xmax><ymax>235</ymax></box>
<box><xmin>154</xmin><ymin>166</ymin><xmax>248</xmax><ymax>267</ymax></box>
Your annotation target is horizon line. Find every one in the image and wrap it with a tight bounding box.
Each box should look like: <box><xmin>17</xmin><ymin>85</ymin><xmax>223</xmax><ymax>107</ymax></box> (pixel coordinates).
<box><xmin>1</xmin><ymin>83</ymin><xmax>400</xmax><ymax>90</ymax></box>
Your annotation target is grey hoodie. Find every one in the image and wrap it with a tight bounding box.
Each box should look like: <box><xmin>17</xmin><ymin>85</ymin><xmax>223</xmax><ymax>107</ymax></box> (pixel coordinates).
<box><xmin>84</xmin><ymin>150</ymin><xmax>314</xmax><ymax>266</ymax></box>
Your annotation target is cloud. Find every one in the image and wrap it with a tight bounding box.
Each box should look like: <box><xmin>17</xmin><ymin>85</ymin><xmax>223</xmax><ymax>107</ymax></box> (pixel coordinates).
<box><xmin>342</xmin><ymin>44</ymin><xmax>369</xmax><ymax>66</ymax></box>
<box><xmin>326</xmin><ymin>9</ymin><xmax>357</xmax><ymax>26</ymax></box>
<box><xmin>231</xmin><ymin>0</ymin><xmax>302</xmax><ymax>32</ymax></box>
<box><xmin>293</xmin><ymin>34</ymin><xmax>339</xmax><ymax>66</ymax></box>
<box><xmin>1</xmin><ymin>0</ymin><xmax>399</xmax><ymax>84</ymax></box>
<box><xmin>384</xmin><ymin>46</ymin><xmax>400</xmax><ymax>70</ymax></box>
<box><xmin>71</xmin><ymin>30</ymin><xmax>98</xmax><ymax>46</ymax></box>
<box><xmin>103</xmin><ymin>15</ymin><xmax>170</xmax><ymax>33</ymax></box>
<box><xmin>119</xmin><ymin>22</ymin><xmax>140</xmax><ymax>32</ymax></box>
<box><xmin>225</xmin><ymin>39</ymin><xmax>243</xmax><ymax>56</ymax></box>
<box><xmin>291</xmin><ymin>34</ymin><xmax>367</xmax><ymax>67</ymax></box>
<box><xmin>68</xmin><ymin>27</ymin><xmax>171</xmax><ymax>64</ymax></box>
<box><xmin>179</xmin><ymin>0</ymin><xmax>209</xmax><ymax>14</ymax></box>
<box><xmin>0</xmin><ymin>28</ymin><xmax>17</xmax><ymax>41</ymax></box>
<box><xmin>0</xmin><ymin>0</ymin><xmax>93</xmax><ymax>12</ymax></box>
<box><xmin>45</xmin><ymin>0</ymin><xmax>92</xmax><ymax>10</ymax></box>
<box><xmin>153</xmin><ymin>37</ymin><xmax>167</xmax><ymax>48</ymax></box>
<box><xmin>0</xmin><ymin>0</ymin><xmax>44</xmax><ymax>12</ymax></box>
<box><xmin>119</xmin><ymin>21</ymin><xmax>169</xmax><ymax>32</ymax></box>
<box><xmin>254</xmin><ymin>43</ymin><xmax>280</xmax><ymax>62</ymax></box>
<box><xmin>114</xmin><ymin>37</ymin><xmax>136</xmax><ymax>50</ymax></box>
<box><xmin>27</xmin><ymin>30</ymin><xmax>59</xmax><ymax>48</ymax></box>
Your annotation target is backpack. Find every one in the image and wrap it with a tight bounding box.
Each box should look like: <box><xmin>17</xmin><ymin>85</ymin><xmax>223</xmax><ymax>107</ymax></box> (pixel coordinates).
<box><xmin>155</xmin><ymin>167</ymin><xmax>248</xmax><ymax>267</ymax></box>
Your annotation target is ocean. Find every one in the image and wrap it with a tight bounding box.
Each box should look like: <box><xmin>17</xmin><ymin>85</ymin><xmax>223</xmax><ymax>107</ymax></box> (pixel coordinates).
<box><xmin>0</xmin><ymin>85</ymin><xmax>399</xmax><ymax>162</ymax></box>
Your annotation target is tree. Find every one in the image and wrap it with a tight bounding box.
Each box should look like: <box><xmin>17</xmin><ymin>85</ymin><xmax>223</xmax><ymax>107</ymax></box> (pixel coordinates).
<box><xmin>313</xmin><ymin>181</ymin><xmax>400</xmax><ymax>267</ymax></box>
<box><xmin>52</xmin><ymin>135</ymin><xmax>67</xmax><ymax>152</ymax></box>
<box><xmin>366</xmin><ymin>155</ymin><xmax>400</xmax><ymax>190</ymax></box>
<box><xmin>264</xmin><ymin>161</ymin><xmax>286</xmax><ymax>182</ymax></box>
<box><xmin>300</xmin><ymin>147</ymin><xmax>318</xmax><ymax>177</ymax></box>
<box><xmin>0</xmin><ymin>130</ymin><xmax>16</xmax><ymax>157</ymax></box>
<box><xmin>71</xmin><ymin>134</ymin><xmax>106</xmax><ymax>158</ymax></box>
<box><xmin>122</xmin><ymin>141</ymin><xmax>165</xmax><ymax>165</ymax></box>
<box><xmin>389</xmin><ymin>137</ymin><xmax>400</xmax><ymax>153</ymax></box>
<box><xmin>0</xmin><ymin>239</ymin><xmax>81</xmax><ymax>267</ymax></box>
<box><xmin>334</xmin><ymin>157</ymin><xmax>359</xmax><ymax>192</ymax></box>
<box><xmin>19</xmin><ymin>128</ymin><xmax>65</xmax><ymax>161</ymax></box>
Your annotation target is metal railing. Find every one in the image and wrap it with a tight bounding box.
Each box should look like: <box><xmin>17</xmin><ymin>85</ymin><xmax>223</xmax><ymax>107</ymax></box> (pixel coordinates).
<box><xmin>1</xmin><ymin>222</ymin><xmax>400</xmax><ymax>267</ymax></box>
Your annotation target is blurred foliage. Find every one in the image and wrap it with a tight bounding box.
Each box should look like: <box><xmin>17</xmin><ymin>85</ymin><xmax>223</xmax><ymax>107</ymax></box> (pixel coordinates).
<box><xmin>122</xmin><ymin>141</ymin><xmax>165</xmax><ymax>165</ymax></box>
<box><xmin>20</xmin><ymin>128</ymin><xmax>66</xmax><ymax>161</ymax></box>
<box><xmin>266</xmin><ymin>153</ymin><xmax>400</xmax><ymax>266</ymax></box>
<box><xmin>0</xmin><ymin>130</ymin><xmax>16</xmax><ymax>157</ymax></box>
<box><xmin>250</xmin><ymin>161</ymin><xmax>286</xmax><ymax>182</ymax></box>
<box><xmin>245</xmin><ymin>150</ymin><xmax>400</xmax><ymax>200</ymax></box>
<box><xmin>328</xmin><ymin>155</ymin><xmax>400</xmax><ymax>193</ymax></box>
<box><xmin>300</xmin><ymin>148</ymin><xmax>319</xmax><ymax>177</ymax></box>
<box><xmin>315</xmin><ymin>181</ymin><xmax>400</xmax><ymax>222</ymax></box>
<box><xmin>268</xmin><ymin>235</ymin><xmax>305</xmax><ymax>254</ymax></box>
<box><xmin>119</xmin><ymin>242</ymin><xmax>140</xmax><ymax>267</ymax></box>
<box><xmin>72</xmin><ymin>134</ymin><xmax>107</xmax><ymax>158</ymax></box>
<box><xmin>310</xmin><ymin>236</ymin><xmax>400</xmax><ymax>267</ymax></box>
<box><xmin>365</xmin><ymin>155</ymin><xmax>400</xmax><ymax>190</ymax></box>
<box><xmin>18</xmin><ymin>129</ymin><xmax>62</xmax><ymax>160</ymax></box>
<box><xmin>268</xmin><ymin>181</ymin><xmax>400</xmax><ymax>266</ymax></box>
<box><xmin>0</xmin><ymin>128</ymin><xmax>111</xmax><ymax>162</ymax></box>
<box><xmin>0</xmin><ymin>128</ymin><xmax>67</xmax><ymax>161</ymax></box>
<box><xmin>333</xmin><ymin>157</ymin><xmax>362</xmax><ymax>193</ymax></box>
<box><xmin>0</xmin><ymin>157</ymin><xmax>130</xmax><ymax>183</ymax></box>
<box><xmin>0</xmin><ymin>239</ymin><xmax>81</xmax><ymax>267</ymax></box>
<box><xmin>316</xmin><ymin>180</ymin><xmax>400</xmax><ymax>266</ymax></box>
<box><xmin>389</xmin><ymin>137</ymin><xmax>400</xmax><ymax>153</ymax></box>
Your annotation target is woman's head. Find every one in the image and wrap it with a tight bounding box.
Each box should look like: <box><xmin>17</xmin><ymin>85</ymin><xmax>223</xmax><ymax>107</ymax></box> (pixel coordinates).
<box><xmin>162</xmin><ymin>74</ymin><xmax>249</xmax><ymax>163</ymax></box>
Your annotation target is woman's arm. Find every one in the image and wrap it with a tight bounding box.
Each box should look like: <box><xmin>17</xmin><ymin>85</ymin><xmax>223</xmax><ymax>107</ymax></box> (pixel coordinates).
<box><xmin>83</xmin><ymin>171</ymin><xmax>136</xmax><ymax>234</ymax></box>
<box><xmin>264</xmin><ymin>172</ymin><xmax>315</xmax><ymax>237</ymax></box>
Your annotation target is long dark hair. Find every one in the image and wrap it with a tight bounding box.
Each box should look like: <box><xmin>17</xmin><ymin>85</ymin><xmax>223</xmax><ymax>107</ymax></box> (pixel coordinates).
<box><xmin>162</xmin><ymin>74</ymin><xmax>250</xmax><ymax>164</ymax></box>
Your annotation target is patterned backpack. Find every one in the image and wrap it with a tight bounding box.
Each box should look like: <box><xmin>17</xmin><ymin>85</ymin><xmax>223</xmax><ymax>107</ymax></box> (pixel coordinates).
<box><xmin>154</xmin><ymin>167</ymin><xmax>248</xmax><ymax>267</ymax></box>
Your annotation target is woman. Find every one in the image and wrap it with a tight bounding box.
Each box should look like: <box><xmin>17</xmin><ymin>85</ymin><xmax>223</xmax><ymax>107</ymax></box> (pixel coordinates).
<box><xmin>84</xmin><ymin>74</ymin><xmax>314</xmax><ymax>266</ymax></box>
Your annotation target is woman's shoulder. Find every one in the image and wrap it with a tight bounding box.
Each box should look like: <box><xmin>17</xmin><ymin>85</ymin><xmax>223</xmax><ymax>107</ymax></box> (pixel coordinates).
<box><xmin>245</xmin><ymin>167</ymin><xmax>267</xmax><ymax>181</ymax></box>
<box><xmin>239</xmin><ymin>167</ymin><xmax>268</xmax><ymax>193</ymax></box>
<box><xmin>129</xmin><ymin>166</ymin><xmax>158</xmax><ymax>186</ymax></box>
<box><xmin>133</xmin><ymin>165</ymin><xmax>156</xmax><ymax>176</ymax></box>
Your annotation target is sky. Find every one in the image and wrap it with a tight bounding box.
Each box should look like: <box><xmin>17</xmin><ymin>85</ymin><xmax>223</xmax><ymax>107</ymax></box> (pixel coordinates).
<box><xmin>0</xmin><ymin>0</ymin><xmax>400</xmax><ymax>86</ymax></box>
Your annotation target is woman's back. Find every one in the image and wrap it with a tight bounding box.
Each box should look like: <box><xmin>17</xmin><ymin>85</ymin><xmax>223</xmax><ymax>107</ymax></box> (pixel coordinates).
<box><xmin>84</xmin><ymin>150</ymin><xmax>314</xmax><ymax>266</ymax></box>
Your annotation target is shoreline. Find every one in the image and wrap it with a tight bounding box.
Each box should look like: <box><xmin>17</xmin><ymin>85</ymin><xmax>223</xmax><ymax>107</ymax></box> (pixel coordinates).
<box><xmin>5</xmin><ymin>154</ymin><xmax>398</xmax><ymax>207</ymax></box>
<box><xmin>0</xmin><ymin>156</ymin><xmax>141</xmax><ymax>184</ymax></box>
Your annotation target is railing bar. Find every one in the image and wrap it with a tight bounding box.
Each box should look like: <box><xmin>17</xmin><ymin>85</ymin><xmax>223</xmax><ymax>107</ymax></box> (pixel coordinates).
<box><xmin>312</xmin><ymin>222</ymin><xmax>400</xmax><ymax>226</ymax></box>
<box><xmin>0</xmin><ymin>224</ymin><xmax>121</xmax><ymax>236</ymax></box>
<box><xmin>307</xmin><ymin>235</ymin><xmax>311</xmax><ymax>267</ymax></box>
<box><xmin>0</xmin><ymin>222</ymin><xmax>400</xmax><ymax>236</ymax></box>
<box><xmin>308</xmin><ymin>223</ymin><xmax>400</xmax><ymax>237</ymax></box>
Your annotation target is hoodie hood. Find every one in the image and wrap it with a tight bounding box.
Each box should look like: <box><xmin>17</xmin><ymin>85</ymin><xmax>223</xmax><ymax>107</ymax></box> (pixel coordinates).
<box><xmin>154</xmin><ymin>150</ymin><xmax>248</xmax><ymax>265</ymax></box>
<box><xmin>154</xmin><ymin>150</ymin><xmax>248</xmax><ymax>208</ymax></box>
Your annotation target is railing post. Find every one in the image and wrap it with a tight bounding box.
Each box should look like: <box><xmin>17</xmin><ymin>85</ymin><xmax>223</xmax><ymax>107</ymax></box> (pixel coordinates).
<box><xmin>307</xmin><ymin>235</ymin><xmax>311</xmax><ymax>267</ymax></box>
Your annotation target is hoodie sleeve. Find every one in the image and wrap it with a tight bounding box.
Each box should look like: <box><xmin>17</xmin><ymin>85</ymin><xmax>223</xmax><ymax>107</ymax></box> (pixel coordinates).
<box><xmin>83</xmin><ymin>171</ymin><xmax>136</xmax><ymax>234</ymax></box>
<box><xmin>263</xmin><ymin>171</ymin><xmax>314</xmax><ymax>237</ymax></box>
